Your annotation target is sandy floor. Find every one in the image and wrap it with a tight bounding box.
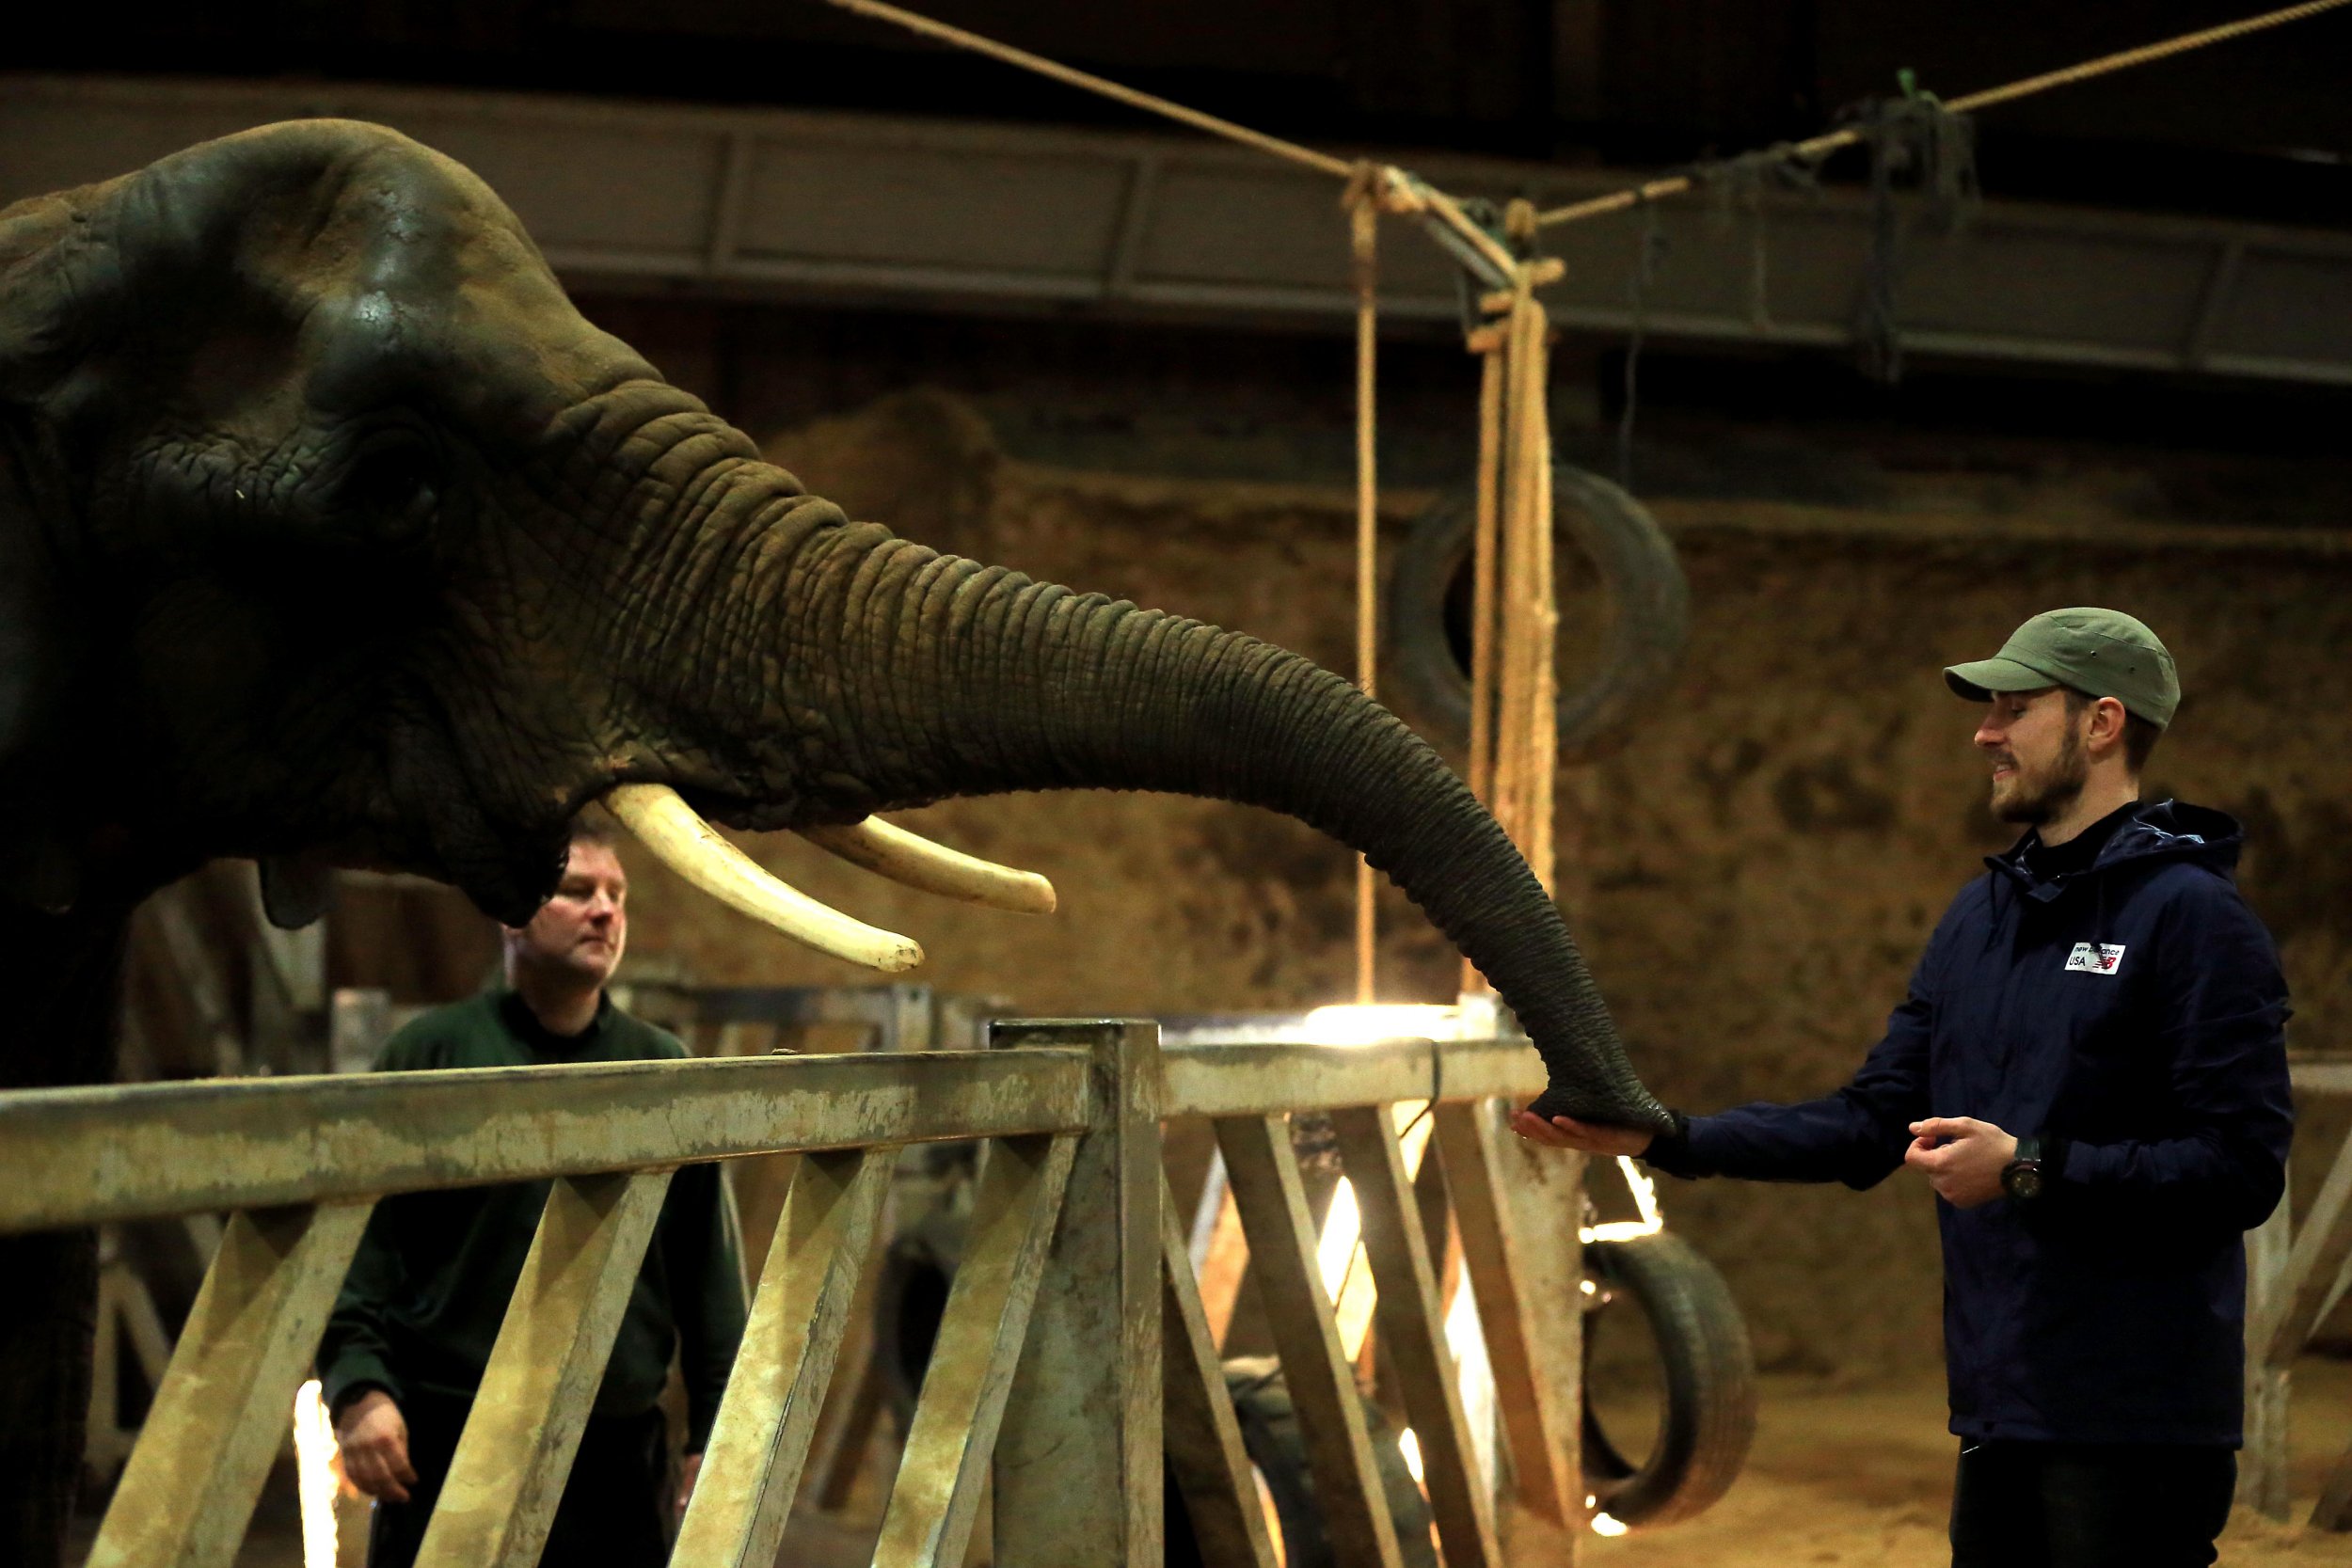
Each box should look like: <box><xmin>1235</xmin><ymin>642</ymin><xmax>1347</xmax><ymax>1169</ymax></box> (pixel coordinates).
<box><xmin>1584</xmin><ymin>1362</ymin><xmax>2352</xmax><ymax>1568</ymax></box>
<box><xmin>72</xmin><ymin>1357</ymin><xmax>2352</xmax><ymax>1565</ymax></box>
<box><xmin>779</xmin><ymin>1360</ymin><xmax>2352</xmax><ymax>1567</ymax></box>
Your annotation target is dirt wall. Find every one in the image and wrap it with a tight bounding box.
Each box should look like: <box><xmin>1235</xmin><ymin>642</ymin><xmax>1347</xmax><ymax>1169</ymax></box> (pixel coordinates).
<box><xmin>597</xmin><ymin>381</ymin><xmax>2352</xmax><ymax>1383</ymax></box>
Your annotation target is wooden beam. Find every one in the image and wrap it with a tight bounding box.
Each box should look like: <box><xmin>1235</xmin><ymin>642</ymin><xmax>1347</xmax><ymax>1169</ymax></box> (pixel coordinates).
<box><xmin>1164</xmin><ymin>1036</ymin><xmax>1541</xmax><ymax>1120</ymax></box>
<box><xmin>1435</xmin><ymin>1099</ymin><xmax>1581</xmax><ymax>1526</ymax></box>
<box><xmin>2255</xmin><ymin>1124</ymin><xmax>2352</xmax><ymax>1368</ymax></box>
<box><xmin>88</xmin><ymin>1202</ymin><xmax>373</xmax><ymax>1568</ymax></box>
<box><xmin>1216</xmin><ymin>1113</ymin><xmax>1405</xmax><ymax>1568</ymax></box>
<box><xmin>1332</xmin><ymin>1103</ymin><xmax>1502</xmax><ymax>1568</ymax></box>
<box><xmin>0</xmin><ymin>1046</ymin><xmax>1088</xmax><ymax>1233</ymax></box>
<box><xmin>871</xmin><ymin>1132</ymin><xmax>1077</xmax><ymax>1568</ymax></box>
<box><xmin>414</xmin><ymin>1171</ymin><xmax>674</xmax><ymax>1568</ymax></box>
<box><xmin>675</xmin><ymin>1146</ymin><xmax>895</xmax><ymax>1567</ymax></box>
<box><xmin>1160</xmin><ymin>1175</ymin><xmax>1279</xmax><ymax>1568</ymax></box>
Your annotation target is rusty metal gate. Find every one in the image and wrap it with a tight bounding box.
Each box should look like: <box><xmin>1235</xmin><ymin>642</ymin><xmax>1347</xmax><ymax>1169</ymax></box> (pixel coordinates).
<box><xmin>0</xmin><ymin>1018</ymin><xmax>1586</xmax><ymax>1567</ymax></box>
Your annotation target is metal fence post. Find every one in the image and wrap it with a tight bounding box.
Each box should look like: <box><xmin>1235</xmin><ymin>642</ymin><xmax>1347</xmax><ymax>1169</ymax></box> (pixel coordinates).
<box><xmin>991</xmin><ymin>1019</ymin><xmax>1166</xmax><ymax>1568</ymax></box>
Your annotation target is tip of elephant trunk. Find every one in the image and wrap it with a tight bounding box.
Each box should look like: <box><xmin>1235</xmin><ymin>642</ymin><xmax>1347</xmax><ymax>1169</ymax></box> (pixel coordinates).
<box><xmin>1524</xmin><ymin>1080</ymin><xmax>1677</xmax><ymax>1136</ymax></box>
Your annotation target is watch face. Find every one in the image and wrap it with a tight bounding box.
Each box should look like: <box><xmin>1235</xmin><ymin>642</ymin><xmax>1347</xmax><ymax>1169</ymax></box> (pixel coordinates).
<box><xmin>2009</xmin><ymin>1165</ymin><xmax>2043</xmax><ymax>1201</ymax></box>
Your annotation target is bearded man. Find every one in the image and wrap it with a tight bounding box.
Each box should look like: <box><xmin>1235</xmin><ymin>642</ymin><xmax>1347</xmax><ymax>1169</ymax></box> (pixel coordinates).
<box><xmin>1519</xmin><ymin>609</ymin><xmax>2292</xmax><ymax>1568</ymax></box>
<box><xmin>316</xmin><ymin>821</ymin><xmax>746</xmax><ymax>1567</ymax></box>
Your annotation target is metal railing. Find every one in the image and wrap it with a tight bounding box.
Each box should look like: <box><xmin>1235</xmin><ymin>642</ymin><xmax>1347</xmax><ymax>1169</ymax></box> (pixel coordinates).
<box><xmin>0</xmin><ymin>1019</ymin><xmax>1587</xmax><ymax>1567</ymax></box>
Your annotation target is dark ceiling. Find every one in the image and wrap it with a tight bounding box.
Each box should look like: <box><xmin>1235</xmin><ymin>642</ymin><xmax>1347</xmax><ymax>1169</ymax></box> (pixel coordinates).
<box><xmin>23</xmin><ymin>0</ymin><xmax>2352</xmax><ymax>226</ymax></box>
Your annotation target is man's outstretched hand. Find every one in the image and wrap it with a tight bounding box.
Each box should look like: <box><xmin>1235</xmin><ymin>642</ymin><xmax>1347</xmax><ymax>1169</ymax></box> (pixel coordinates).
<box><xmin>1905</xmin><ymin>1116</ymin><xmax>2017</xmax><ymax>1209</ymax></box>
<box><xmin>1509</xmin><ymin>1110</ymin><xmax>1654</xmax><ymax>1157</ymax></box>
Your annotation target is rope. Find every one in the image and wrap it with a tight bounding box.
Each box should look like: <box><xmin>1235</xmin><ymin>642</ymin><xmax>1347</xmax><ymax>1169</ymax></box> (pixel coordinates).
<box><xmin>817</xmin><ymin>0</ymin><xmax>2344</xmax><ymax>1012</ymax></box>
<box><xmin>828</xmin><ymin>0</ymin><xmax>2344</xmax><ymax>261</ymax></box>
<box><xmin>1465</xmin><ymin>343</ymin><xmax>1504</xmax><ymax>810</ymax></box>
<box><xmin>1488</xmin><ymin>289</ymin><xmax>1558</xmax><ymax>897</ymax></box>
<box><xmin>1533</xmin><ymin>0</ymin><xmax>2351</xmax><ymax>230</ymax></box>
<box><xmin>1944</xmin><ymin>0</ymin><xmax>2349</xmax><ymax>116</ymax></box>
<box><xmin>1459</xmin><ymin>329</ymin><xmax>1504</xmax><ymax>999</ymax></box>
<box><xmin>1847</xmin><ymin>93</ymin><xmax>1979</xmax><ymax>383</ymax></box>
<box><xmin>820</xmin><ymin>0</ymin><xmax>1357</xmax><ymax>180</ymax></box>
<box><xmin>1616</xmin><ymin>198</ymin><xmax>1666</xmax><ymax>488</ymax></box>
<box><xmin>1351</xmin><ymin>187</ymin><xmax>1381</xmax><ymax>1005</ymax></box>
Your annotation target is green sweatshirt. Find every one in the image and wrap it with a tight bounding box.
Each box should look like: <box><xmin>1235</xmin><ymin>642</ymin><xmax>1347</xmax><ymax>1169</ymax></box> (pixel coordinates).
<box><xmin>316</xmin><ymin>990</ymin><xmax>747</xmax><ymax>1450</ymax></box>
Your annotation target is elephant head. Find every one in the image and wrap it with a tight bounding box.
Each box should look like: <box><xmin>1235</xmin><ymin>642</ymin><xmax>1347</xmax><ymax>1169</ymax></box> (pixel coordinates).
<box><xmin>0</xmin><ymin>119</ymin><xmax>1668</xmax><ymax>1132</ymax></box>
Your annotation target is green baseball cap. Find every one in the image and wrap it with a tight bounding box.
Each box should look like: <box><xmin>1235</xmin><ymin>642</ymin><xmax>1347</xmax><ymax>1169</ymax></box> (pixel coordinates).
<box><xmin>1944</xmin><ymin>608</ymin><xmax>2179</xmax><ymax>727</ymax></box>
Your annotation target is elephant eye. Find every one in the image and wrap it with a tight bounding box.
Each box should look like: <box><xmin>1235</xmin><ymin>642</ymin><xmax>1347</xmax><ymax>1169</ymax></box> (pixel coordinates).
<box><xmin>338</xmin><ymin>432</ymin><xmax>440</xmax><ymax>543</ymax></box>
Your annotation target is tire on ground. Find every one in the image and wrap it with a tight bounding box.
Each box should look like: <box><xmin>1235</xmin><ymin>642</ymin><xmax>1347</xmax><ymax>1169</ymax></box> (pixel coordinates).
<box><xmin>1383</xmin><ymin>463</ymin><xmax>1688</xmax><ymax>765</ymax></box>
<box><xmin>1168</xmin><ymin>1356</ymin><xmax>1438</xmax><ymax>1568</ymax></box>
<box><xmin>1581</xmin><ymin>1228</ymin><xmax>1756</xmax><ymax>1528</ymax></box>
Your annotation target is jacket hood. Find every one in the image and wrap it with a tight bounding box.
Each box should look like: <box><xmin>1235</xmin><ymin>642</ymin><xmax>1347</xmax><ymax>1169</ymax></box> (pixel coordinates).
<box><xmin>1990</xmin><ymin>798</ymin><xmax>2243</xmax><ymax>903</ymax></box>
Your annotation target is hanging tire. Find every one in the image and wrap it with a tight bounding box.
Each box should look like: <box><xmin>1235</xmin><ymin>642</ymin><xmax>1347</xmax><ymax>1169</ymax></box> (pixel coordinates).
<box><xmin>1165</xmin><ymin>1357</ymin><xmax>1438</xmax><ymax>1568</ymax></box>
<box><xmin>1581</xmin><ymin>1229</ymin><xmax>1756</xmax><ymax>1528</ymax></box>
<box><xmin>1383</xmin><ymin>463</ymin><xmax>1688</xmax><ymax>765</ymax></box>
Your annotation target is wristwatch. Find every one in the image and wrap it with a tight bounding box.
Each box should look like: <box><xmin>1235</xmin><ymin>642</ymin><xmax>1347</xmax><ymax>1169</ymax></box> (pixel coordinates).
<box><xmin>2001</xmin><ymin>1134</ymin><xmax>2046</xmax><ymax>1203</ymax></box>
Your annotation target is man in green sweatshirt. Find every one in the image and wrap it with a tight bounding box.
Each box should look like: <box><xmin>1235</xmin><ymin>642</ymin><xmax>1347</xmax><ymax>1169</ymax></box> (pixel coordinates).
<box><xmin>316</xmin><ymin>822</ymin><xmax>747</xmax><ymax>1568</ymax></box>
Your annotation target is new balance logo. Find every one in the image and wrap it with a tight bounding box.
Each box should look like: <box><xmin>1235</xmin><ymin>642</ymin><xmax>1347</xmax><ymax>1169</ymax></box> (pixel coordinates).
<box><xmin>2064</xmin><ymin>942</ymin><xmax>2126</xmax><ymax>975</ymax></box>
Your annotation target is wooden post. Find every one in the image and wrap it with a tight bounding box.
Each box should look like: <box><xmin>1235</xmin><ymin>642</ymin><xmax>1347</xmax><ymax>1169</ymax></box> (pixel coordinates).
<box><xmin>993</xmin><ymin>1021</ymin><xmax>1165</xmax><ymax>1567</ymax></box>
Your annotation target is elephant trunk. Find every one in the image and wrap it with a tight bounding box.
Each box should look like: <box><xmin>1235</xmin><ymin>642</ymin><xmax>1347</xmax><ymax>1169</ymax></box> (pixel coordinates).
<box><xmin>791</xmin><ymin>527</ymin><xmax>1669</xmax><ymax>1131</ymax></box>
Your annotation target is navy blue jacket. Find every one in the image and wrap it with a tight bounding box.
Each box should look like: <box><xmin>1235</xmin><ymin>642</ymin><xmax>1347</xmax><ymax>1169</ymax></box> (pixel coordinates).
<box><xmin>1646</xmin><ymin>800</ymin><xmax>2293</xmax><ymax>1446</ymax></box>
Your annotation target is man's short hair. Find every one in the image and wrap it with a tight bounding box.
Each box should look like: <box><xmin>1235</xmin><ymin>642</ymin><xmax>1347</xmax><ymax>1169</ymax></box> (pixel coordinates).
<box><xmin>2063</xmin><ymin>687</ymin><xmax>2162</xmax><ymax>775</ymax></box>
<box><xmin>567</xmin><ymin>813</ymin><xmax>617</xmax><ymax>850</ymax></box>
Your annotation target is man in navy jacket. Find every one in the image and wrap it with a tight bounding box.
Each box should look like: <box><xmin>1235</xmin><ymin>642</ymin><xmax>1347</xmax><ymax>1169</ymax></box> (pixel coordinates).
<box><xmin>1520</xmin><ymin>608</ymin><xmax>2292</xmax><ymax>1567</ymax></box>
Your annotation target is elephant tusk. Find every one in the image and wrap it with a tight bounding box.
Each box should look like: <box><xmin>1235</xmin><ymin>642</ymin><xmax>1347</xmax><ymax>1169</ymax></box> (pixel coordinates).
<box><xmin>604</xmin><ymin>784</ymin><xmax>924</xmax><ymax>973</ymax></box>
<box><xmin>797</xmin><ymin>818</ymin><xmax>1057</xmax><ymax>915</ymax></box>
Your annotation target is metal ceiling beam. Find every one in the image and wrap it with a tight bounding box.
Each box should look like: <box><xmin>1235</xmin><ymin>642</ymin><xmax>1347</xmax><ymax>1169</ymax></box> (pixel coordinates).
<box><xmin>5</xmin><ymin>72</ymin><xmax>2350</xmax><ymax>385</ymax></box>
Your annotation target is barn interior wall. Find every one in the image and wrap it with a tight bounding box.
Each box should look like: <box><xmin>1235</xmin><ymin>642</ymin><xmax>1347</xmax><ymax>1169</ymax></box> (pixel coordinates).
<box><xmin>500</xmin><ymin>294</ymin><xmax>2351</xmax><ymax>1382</ymax></box>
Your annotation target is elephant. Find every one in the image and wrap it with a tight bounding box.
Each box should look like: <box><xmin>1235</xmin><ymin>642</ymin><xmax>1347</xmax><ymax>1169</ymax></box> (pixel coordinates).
<box><xmin>0</xmin><ymin>118</ymin><xmax>1669</xmax><ymax>1559</ymax></box>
